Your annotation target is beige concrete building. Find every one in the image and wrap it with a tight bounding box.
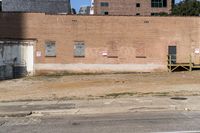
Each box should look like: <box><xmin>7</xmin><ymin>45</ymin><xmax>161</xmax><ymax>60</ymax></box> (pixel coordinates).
<box><xmin>93</xmin><ymin>0</ymin><xmax>174</xmax><ymax>16</ymax></box>
<box><xmin>0</xmin><ymin>13</ymin><xmax>199</xmax><ymax>77</ymax></box>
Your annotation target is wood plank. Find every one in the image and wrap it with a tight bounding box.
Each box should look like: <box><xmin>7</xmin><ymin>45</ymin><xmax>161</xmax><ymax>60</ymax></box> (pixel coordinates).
<box><xmin>192</xmin><ymin>66</ymin><xmax>200</xmax><ymax>68</ymax></box>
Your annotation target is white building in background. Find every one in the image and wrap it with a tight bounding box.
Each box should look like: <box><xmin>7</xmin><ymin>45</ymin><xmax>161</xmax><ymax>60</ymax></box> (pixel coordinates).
<box><xmin>90</xmin><ymin>0</ymin><xmax>94</xmax><ymax>14</ymax></box>
<box><xmin>79</xmin><ymin>5</ymin><xmax>90</xmax><ymax>15</ymax></box>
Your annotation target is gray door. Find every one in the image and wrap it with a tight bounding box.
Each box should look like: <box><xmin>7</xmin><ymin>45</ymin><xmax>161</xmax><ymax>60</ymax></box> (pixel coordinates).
<box><xmin>0</xmin><ymin>40</ymin><xmax>34</xmax><ymax>79</ymax></box>
<box><xmin>168</xmin><ymin>46</ymin><xmax>177</xmax><ymax>64</ymax></box>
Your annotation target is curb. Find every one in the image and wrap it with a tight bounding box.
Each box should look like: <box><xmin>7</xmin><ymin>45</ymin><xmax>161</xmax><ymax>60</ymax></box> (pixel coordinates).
<box><xmin>1</xmin><ymin>104</ymin><xmax>199</xmax><ymax>117</ymax></box>
<box><xmin>31</xmin><ymin>104</ymin><xmax>200</xmax><ymax>116</ymax></box>
<box><xmin>31</xmin><ymin>106</ymin><xmax>181</xmax><ymax>116</ymax></box>
<box><xmin>0</xmin><ymin>106</ymin><xmax>196</xmax><ymax>117</ymax></box>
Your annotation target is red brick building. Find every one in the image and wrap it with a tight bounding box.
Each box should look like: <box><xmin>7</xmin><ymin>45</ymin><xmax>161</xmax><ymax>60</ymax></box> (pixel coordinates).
<box><xmin>0</xmin><ymin>13</ymin><xmax>199</xmax><ymax>77</ymax></box>
<box><xmin>93</xmin><ymin>0</ymin><xmax>174</xmax><ymax>16</ymax></box>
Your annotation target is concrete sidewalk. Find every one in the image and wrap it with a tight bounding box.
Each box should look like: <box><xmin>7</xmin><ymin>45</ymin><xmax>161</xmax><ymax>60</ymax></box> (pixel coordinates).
<box><xmin>0</xmin><ymin>96</ymin><xmax>200</xmax><ymax>117</ymax></box>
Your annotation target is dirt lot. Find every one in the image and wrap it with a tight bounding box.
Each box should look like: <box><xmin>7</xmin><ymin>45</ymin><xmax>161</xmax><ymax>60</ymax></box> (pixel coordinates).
<box><xmin>0</xmin><ymin>71</ymin><xmax>200</xmax><ymax>102</ymax></box>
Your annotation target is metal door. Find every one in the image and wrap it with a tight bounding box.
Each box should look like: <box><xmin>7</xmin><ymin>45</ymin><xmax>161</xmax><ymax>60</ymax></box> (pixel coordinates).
<box><xmin>0</xmin><ymin>40</ymin><xmax>34</xmax><ymax>79</ymax></box>
<box><xmin>168</xmin><ymin>46</ymin><xmax>177</xmax><ymax>64</ymax></box>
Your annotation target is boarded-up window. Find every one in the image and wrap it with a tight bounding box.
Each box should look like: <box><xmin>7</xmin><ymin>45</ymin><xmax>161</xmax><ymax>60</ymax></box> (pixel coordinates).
<box><xmin>45</xmin><ymin>41</ymin><xmax>56</xmax><ymax>57</ymax></box>
<box><xmin>74</xmin><ymin>41</ymin><xmax>85</xmax><ymax>57</ymax></box>
<box><xmin>136</xmin><ymin>45</ymin><xmax>146</xmax><ymax>58</ymax></box>
<box><xmin>107</xmin><ymin>42</ymin><xmax>118</xmax><ymax>58</ymax></box>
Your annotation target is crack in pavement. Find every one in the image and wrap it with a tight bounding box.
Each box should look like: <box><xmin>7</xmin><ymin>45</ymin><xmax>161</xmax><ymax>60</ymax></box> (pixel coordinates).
<box><xmin>0</xmin><ymin>121</ymin><xmax>6</xmax><ymax>126</ymax></box>
<box><xmin>129</xmin><ymin>107</ymin><xmax>167</xmax><ymax>110</ymax></box>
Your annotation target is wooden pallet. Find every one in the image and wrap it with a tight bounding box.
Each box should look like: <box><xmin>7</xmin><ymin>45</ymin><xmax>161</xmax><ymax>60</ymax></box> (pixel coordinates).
<box><xmin>167</xmin><ymin>55</ymin><xmax>200</xmax><ymax>72</ymax></box>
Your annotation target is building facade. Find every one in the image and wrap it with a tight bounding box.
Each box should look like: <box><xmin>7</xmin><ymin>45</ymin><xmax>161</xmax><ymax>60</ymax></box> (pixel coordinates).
<box><xmin>0</xmin><ymin>13</ymin><xmax>199</xmax><ymax>78</ymax></box>
<box><xmin>93</xmin><ymin>0</ymin><xmax>174</xmax><ymax>16</ymax></box>
<box><xmin>90</xmin><ymin>0</ymin><xmax>95</xmax><ymax>15</ymax></box>
<box><xmin>79</xmin><ymin>6</ymin><xmax>91</xmax><ymax>15</ymax></box>
<box><xmin>2</xmin><ymin>0</ymin><xmax>71</xmax><ymax>14</ymax></box>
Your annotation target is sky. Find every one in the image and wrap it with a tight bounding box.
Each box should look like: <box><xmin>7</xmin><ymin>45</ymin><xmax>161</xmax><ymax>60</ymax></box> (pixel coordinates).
<box><xmin>71</xmin><ymin>0</ymin><xmax>91</xmax><ymax>12</ymax></box>
<box><xmin>71</xmin><ymin>0</ymin><xmax>182</xmax><ymax>13</ymax></box>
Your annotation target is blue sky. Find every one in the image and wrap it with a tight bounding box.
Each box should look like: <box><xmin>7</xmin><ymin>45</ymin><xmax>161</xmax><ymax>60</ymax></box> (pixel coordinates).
<box><xmin>71</xmin><ymin>0</ymin><xmax>91</xmax><ymax>12</ymax></box>
<box><xmin>71</xmin><ymin>0</ymin><xmax>181</xmax><ymax>12</ymax></box>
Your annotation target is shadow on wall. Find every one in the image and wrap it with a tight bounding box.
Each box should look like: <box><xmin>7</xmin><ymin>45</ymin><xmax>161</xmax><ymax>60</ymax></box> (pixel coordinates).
<box><xmin>0</xmin><ymin>13</ymin><xmax>24</xmax><ymax>39</ymax></box>
<box><xmin>0</xmin><ymin>13</ymin><xmax>27</xmax><ymax>80</ymax></box>
<box><xmin>0</xmin><ymin>1</ymin><xmax>2</xmax><ymax>12</ymax></box>
<box><xmin>0</xmin><ymin>0</ymin><xmax>72</xmax><ymax>80</ymax></box>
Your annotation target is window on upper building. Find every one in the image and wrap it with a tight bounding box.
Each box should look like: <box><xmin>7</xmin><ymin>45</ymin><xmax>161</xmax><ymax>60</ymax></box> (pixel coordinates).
<box><xmin>151</xmin><ymin>13</ymin><xmax>159</xmax><ymax>16</ymax></box>
<box><xmin>100</xmin><ymin>2</ymin><xmax>109</xmax><ymax>7</ymax></box>
<box><xmin>101</xmin><ymin>10</ymin><xmax>109</xmax><ymax>15</ymax></box>
<box><xmin>151</xmin><ymin>0</ymin><xmax>167</xmax><ymax>8</ymax></box>
<box><xmin>0</xmin><ymin>1</ymin><xmax>2</xmax><ymax>12</ymax></box>
<box><xmin>136</xmin><ymin>3</ymin><xmax>140</xmax><ymax>7</ymax></box>
<box><xmin>104</xmin><ymin>11</ymin><xmax>109</xmax><ymax>15</ymax></box>
<box><xmin>136</xmin><ymin>13</ymin><xmax>140</xmax><ymax>16</ymax></box>
<box><xmin>45</xmin><ymin>41</ymin><xmax>56</xmax><ymax>57</ymax></box>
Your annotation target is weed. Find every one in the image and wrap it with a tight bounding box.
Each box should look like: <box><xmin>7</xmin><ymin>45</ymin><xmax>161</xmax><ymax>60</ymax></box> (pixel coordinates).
<box><xmin>106</xmin><ymin>92</ymin><xmax>138</xmax><ymax>98</ymax></box>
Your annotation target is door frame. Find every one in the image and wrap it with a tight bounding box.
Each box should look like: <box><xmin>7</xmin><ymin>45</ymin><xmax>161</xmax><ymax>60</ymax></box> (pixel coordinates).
<box><xmin>0</xmin><ymin>39</ymin><xmax>37</xmax><ymax>76</ymax></box>
<box><xmin>168</xmin><ymin>45</ymin><xmax>177</xmax><ymax>64</ymax></box>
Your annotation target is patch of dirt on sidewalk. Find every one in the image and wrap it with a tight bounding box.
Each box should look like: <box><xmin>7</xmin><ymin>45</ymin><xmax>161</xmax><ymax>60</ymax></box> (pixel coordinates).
<box><xmin>0</xmin><ymin>71</ymin><xmax>200</xmax><ymax>102</ymax></box>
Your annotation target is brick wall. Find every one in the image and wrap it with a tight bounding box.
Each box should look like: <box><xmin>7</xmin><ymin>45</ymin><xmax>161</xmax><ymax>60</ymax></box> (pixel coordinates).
<box><xmin>0</xmin><ymin>13</ymin><xmax>199</xmax><ymax>73</ymax></box>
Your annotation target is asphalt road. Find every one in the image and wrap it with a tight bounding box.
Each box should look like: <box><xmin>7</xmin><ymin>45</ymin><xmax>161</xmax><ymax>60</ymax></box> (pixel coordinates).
<box><xmin>1</xmin><ymin>111</ymin><xmax>200</xmax><ymax>133</ymax></box>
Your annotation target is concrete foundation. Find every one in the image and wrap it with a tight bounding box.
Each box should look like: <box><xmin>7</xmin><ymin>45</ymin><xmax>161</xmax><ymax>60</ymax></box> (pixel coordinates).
<box><xmin>35</xmin><ymin>63</ymin><xmax>166</xmax><ymax>74</ymax></box>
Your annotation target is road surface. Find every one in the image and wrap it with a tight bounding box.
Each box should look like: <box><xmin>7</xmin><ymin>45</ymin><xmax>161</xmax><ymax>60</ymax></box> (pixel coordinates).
<box><xmin>1</xmin><ymin>111</ymin><xmax>200</xmax><ymax>133</ymax></box>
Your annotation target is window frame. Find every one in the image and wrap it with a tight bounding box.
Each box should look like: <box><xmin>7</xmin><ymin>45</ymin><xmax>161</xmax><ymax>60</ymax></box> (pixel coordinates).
<box><xmin>151</xmin><ymin>0</ymin><xmax>167</xmax><ymax>8</ymax></box>
<box><xmin>136</xmin><ymin>13</ymin><xmax>140</xmax><ymax>16</ymax></box>
<box><xmin>136</xmin><ymin>3</ymin><xmax>140</xmax><ymax>8</ymax></box>
<box><xmin>101</xmin><ymin>10</ymin><xmax>109</xmax><ymax>15</ymax></box>
<box><xmin>74</xmin><ymin>41</ymin><xmax>85</xmax><ymax>58</ymax></box>
<box><xmin>45</xmin><ymin>41</ymin><xmax>56</xmax><ymax>57</ymax></box>
<box><xmin>100</xmin><ymin>2</ymin><xmax>109</xmax><ymax>7</ymax></box>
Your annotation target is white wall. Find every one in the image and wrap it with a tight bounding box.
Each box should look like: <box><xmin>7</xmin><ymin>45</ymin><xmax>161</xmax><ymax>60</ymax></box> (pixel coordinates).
<box><xmin>0</xmin><ymin>40</ymin><xmax>35</xmax><ymax>77</ymax></box>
